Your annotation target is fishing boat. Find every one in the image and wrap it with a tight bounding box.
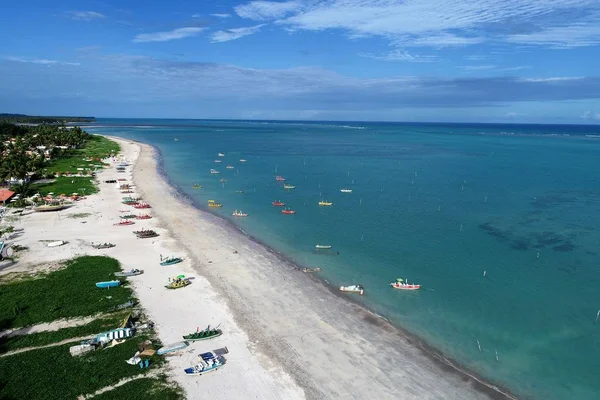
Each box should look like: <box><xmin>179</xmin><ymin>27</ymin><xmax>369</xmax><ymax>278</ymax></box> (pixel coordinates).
<box><xmin>134</xmin><ymin>203</ymin><xmax>151</xmax><ymax>209</ymax></box>
<box><xmin>390</xmin><ymin>278</ymin><xmax>421</xmax><ymax>290</ymax></box>
<box><xmin>136</xmin><ymin>214</ymin><xmax>152</xmax><ymax>220</ymax></box>
<box><xmin>283</xmin><ymin>184</ymin><xmax>296</xmax><ymax>189</ymax></box>
<box><xmin>34</xmin><ymin>204</ymin><xmax>71</xmax><ymax>212</ymax></box>
<box><xmin>184</xmin><ymin>351</ymin><xmax>226</xmax><ymax>375</ymax></box>
<box><xmin>160</xmin><ymin>256</ymin><xmax>183</xmax><ymax>266</ymax></box>
<box><xmin>302</xmin><ymin>267</ymin><xmax>322</xmax><ymax>273</ymax></box>
<box><xmin>114</xmin><ymin>269</ymin><xmax>143</xmax><ymax>277</ymax></box>
<box><xmin>275</xmin><ymin>176</ymin><xmax>286</xmax><ymax>181</ymax></box>
<box><xmin>165</xmin><ymin>278</ymin><xmax>191</xmax><ymax>289</ymax></box>
<box><xmin>340</xmin><ymin>188</ymin><xmax>353</xmax><ymax>193</ymax></box>
<box><xmin>218</xmin><ymin>153</ymin><xmax>225</xmax><ymax>157</ymax></box>
<box><xmin>135</xmin><ymin>229</ymin><xmax>159</xmax><ymax>239</ymax></box>
<box><xmin>208</xmin><ymin>201</ymin><xmax>223</xmax><ymax>208</ymax></box>
<box><xmin>318</xmin><ymin>200</ymin><xmax>333</xmax><ymax>206</ymax></box>
<box><xmin>182</xmin><ymin>325</ymin><xmax>223</xmax><ymax>341</ymax></box>
<box><xmin>281</xmin><ymin>208</ymin><xmax>296</xmax><ymax>215</ymax></box>
<box><xmin>232</xmin><ymin>210</ymin><xmax>248</xmax><ymax>217</ymax></box>
<box><xmin>114</xmin><ymin>220</ymin><xmax>134</xmax><ymax>226</ymax></box>
<box><xmin>239</xmin><ymin>159</ymin><xmax>247</xmax><ymax>163</ymax></box>
<box><xmin>315</xmin><ymin>245</ymin><xmax>332</xmax><ymax>249</ymax></box>
<box><xmin>339</xmin><ymin>284</ymin><xmax>364</xmax><ymax>295</ymax></box>
<box><xmin>192</xmin><ymin>184</ymin><xmax>202</xmax><ymax>188</ymax></box>
<box><xmin>96</xmin><ymin>280</ymin><xmax>121</xmax><ymax>289</ymax></box>
<box><xmin>92</xmin><ymin>243</ymin><xmax>115</xmax><ymax>249</ymax></box>
<box><xmin>210</xmin><ymin>169</ymin><xmax>220</xmax><ymax>174</ymax></box>
<box><xmin>226</xmin><ymin>165</ymin><xmax>234</xmax><ymax>169</ymax></box>
<box><xmin>214</xmin><ymin>160</ymin><xmax>222</xmax><ymax>163</ymax></box>
<box><xmin>120</xmin><ymin>214</ymin><xmax>136</xmax><ymax>219</ymax></box>
<box><xmin>157</xmin><ymin>341</ymin><xmax>189</xmax><ymax>356</ymax></box>
<box><xmin>235</xmin><ymin>190</ymin><xmax>244</xmax><ymax>194</ymax></box>
<box><xmin>272</xmin><ymin>200</ymin><xmax>285</xmax><ymax>206</ymax></box>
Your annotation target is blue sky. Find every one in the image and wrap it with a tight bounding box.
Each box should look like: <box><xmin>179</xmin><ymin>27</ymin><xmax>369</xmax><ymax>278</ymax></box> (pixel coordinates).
<box><xmin>1</xmin><ymin>0</ymin><xmax>600</xmax><ymax>123</ymax></box>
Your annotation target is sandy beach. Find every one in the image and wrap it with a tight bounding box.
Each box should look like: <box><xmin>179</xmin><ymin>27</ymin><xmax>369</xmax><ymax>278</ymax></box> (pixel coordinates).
<box><xmin>2</xmin><ymin>136</ymin><xmax>516</xmax><ymax>399</ymax></box>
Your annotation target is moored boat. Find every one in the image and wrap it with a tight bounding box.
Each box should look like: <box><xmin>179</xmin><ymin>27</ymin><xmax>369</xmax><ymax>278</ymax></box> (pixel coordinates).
<box><xmin>272</xmin><ymin>200</ymin><xmax>285</xmax><ymax>206</ymax></box>
<box><xmin>281</xmin><ymin>208</ymin><xmax>296</xmax><ymax>215</ymax></box>
<box><xmin>340</xmin><ymin>188</ymin><xmax>352</xmax><ymax>193</ymax></box>
<box><xmin>283</xmin><ymin>184</ymin><xmax>296</xmax><ymax>189</ymax></box>
<box><xmin>218</xmin><ymin>153</ymin><xmax>225</xmax><ymax>157</ymax></box>
<box><xmin>226</xmin><ymin>165</ymin><xmax>234</xmax><ymax>169</ymax></box>
<box><xmin>214</xmin><ymin>160</ymin><xmax>222</xmax><ymax>163</ymax></box>
<box><xmin>232</xmin><ymin>210</ymin><xmax>248</xmax><ymax>217</ymax></box>
<box><xmin>339</xmin><ymin>284</ymin><xmax>364</xmax><ymax>295</ymax></box>
<box><xmin>96</xmin><ymin>280</ymin><xmax>121</xmax><ymax>289</ymax></box>
<box><xmin>192</xmin><ymin>183</ymin><xmax>202</xmax><ymax>188</ymax></box>
<box><xmin>275</xmin><ymin>175</ymin><xmax>286</xmax><ymax>181</ymax></box>
<box><xmin>184</xmin><ymin>351</ymin><xmax>226</xmax><ymax>375</ymax></box>
<box><xmin>390</xmin><ymin>278</ymin><xmax>421</xmax><ymax>290</ymax></box>
<box><xmin>318</xmin><ymin>200</ymin><xmax>333</xmax><ymax>206</ymax></box>
<box><xmin>315</xmin><ymin>244</ymin><xmax>332</xmax><ymax>249</ymax></box>
<box><xmin>182</xmin><ymin>325</ymin><xmax>223</xmax><ymax>341</ymax></box>
<box><xmin>239</xmin><ymin>159</ymin><xmax>247</xmax><ymax>163</ymax></box>
<box><xmin>210</xmin><ymin>169</ymin><xmax>220</xmax><ymax>174</ymax></box>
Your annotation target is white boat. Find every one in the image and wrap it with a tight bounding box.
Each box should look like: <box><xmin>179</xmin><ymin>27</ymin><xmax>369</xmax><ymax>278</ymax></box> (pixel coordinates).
<box><xmin>226</xmin><ymin>165</ymin><xmax>234</xmax><ymax>169</ymax></box>
<box><xmin>315</xmin><ymin>245</ymin><xmax>332</xmax><ymax>249</ymax></box>
<box><xmin>340</xmin><ymin>188</ymin><xmax>352</xmax><ymax>193</ymax></box>
<box><xmin>210</xmin><ymin>169</ymin><xmax>220</xmax><ymax>174</ymax></box>
<box><xmin>184</xmin><ymin>351</ymin><xmax>226</xmax><ymax>375</ymax></box>
<box><xmin>157</xmin><ymin>341</ymin><xmax>189</xmax><ymax>355</ymax></box>
<box><xmin>214</xmin><ymin>160</ymin><xmax>222</xmax><ymax>163</ymax></box>
<box><xmin>114</xmin><ymin>269</ymin><xmax>144</xmax><ymax>277</ymax></box>
<box><xmin>339</xmin><ymin>284</ymin><xmax>364</xmax><ymax>295</ymax></box>
<box><xmin>232</xmin><ymin>210</ymin><xmax>248</xmax><ymax>217</ymax></box>
<box><xmin>47</xmin><ymin>241</ymin><xmax>65</xmax><ymax>247</ymax></box>
<box><xmin>218</xmin><ymin>153</ymin><xmax>225</xmax><ymax>157</ymax></box>
<box><xmin>239</xmin><ymin>159</ymin><xmax>247</xmax><ymax>163</ymax></box>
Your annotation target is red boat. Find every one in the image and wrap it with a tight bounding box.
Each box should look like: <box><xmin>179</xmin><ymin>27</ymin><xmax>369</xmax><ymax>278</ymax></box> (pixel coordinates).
<box><xmin>275</xmin><ymin>176</ymin><xmax>286</xmax><ymax>181</ymax></box>
<box><xmin>281</xmin><ymin>208</ymin><xmax>296</xmax><ymax>215</ymax></box>
<box><xmin>134</xmin><ymin>203</ymin><xmax>151</xmax><ymax>209</ymax></box>
<box><xmin>136</xmin><ymin>214</ymin><xmax>152</xmax><ymax>219</ymax></box>
<box><xmin>272</xmin><ymin>201</ymin><xmax>285</xmax><ymax>206</ymax></box>
<box><xmin>114</xmin><ymin>220</ymin><xmax>134</xmax><ymax>226</ymax></box>
<box><xmin>389</xmin><ymin>281</ymin><xmax>421</xmax><ymax>290</ymax></box>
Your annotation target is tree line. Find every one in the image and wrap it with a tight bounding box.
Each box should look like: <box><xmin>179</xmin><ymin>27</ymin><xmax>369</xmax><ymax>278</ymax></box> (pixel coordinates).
<box><xmin>0</xmin><ymin>113</ymin><xmax>95</xmax><ymax>124</ymax></box>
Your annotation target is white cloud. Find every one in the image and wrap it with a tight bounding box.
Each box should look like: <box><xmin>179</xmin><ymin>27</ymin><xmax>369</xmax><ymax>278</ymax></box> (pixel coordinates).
<box><xmin>360</xmin><ymin>50</ymin><xmax>437</xmax><ymax>62</ymax></box>
<box><xmin>235</xmin><ymin>1</ymin><xmax>301</xmax><ymax>21</ymax></box>
<box><xmin>460</xmin><ymin>65</ymin><xmax>496</xmax><ymax>71</ymax></box>
<box><xmin>2</xmin><ymin>56</ymin><xmax>80</xmax><ymax>66</ymax></box>
<box><xmin>211</xmin><ymin>13</ymin><xmax>232</xmax><ymax>18</ymax></box>
<box><xmin>232</xmin><ymin>0</ymin><xmax>600</xmax><ymax>49</ymax></box>
<box><xmin>580</xmin><ymin>110</ymin><xmax>600</xmax><ymax>120</ymax></box>
<box><xmin>133</xmin><ymin>27</ymin><xmax>206</xmax><ymax>43</ymax></box>
<box><xmin>211</xmin><ymin>24</ymin><xmax>265</xmax><ymax>43</ymax></box>
<box><xmin>68</xmin><ymin>11</ymin><xmax>105</xmax><ymax>21</ymax></box>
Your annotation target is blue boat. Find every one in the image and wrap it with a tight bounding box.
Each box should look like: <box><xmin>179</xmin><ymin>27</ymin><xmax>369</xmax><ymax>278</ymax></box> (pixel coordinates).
<box><xmin>95</xmin><ymin>280</ymin><xmax>120</xmax><ymax>288</ymax></box>
<box><xmin>184</xmin><ymin>351</ymin><xmax>226</xmax><ymax>375</ymax></box>
<box><xmin>157</xmin><ymin>341</ymin><xmax>189</xmax><ymax>355</ymax></box>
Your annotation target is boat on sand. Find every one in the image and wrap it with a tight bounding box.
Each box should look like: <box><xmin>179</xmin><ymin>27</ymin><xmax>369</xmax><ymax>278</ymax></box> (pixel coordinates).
<box><xmin>96</xmin><ymin>280</ymin><xmax>120</xmax><ymax>289</ymax></box>
<box><xmin>165</xmin><ymin>278</ymin><xmax>191</xmax><ymax>289</ymax></box>
<box><xmin>114</xmin><ymin>269</ymin><xmax>143</xmax><ymax>277</ymax></box>
<box><xmin>92</xmin><ymin>243</ymin><xmax>115</xmax><ymax>249</ymax></box>
<box><xmin>183</xmin><ymin>325</ymin><xmax>223</xmax><ymax>341</ymax></box>
<box><xmin>160</xmin><ymin>256</ymin><xmax>183</xmax><ymax>266</ymax></box>
<box><xmin>157</xmin><ymin>341</ymin><xmax>189</xmax><ymax>355</ymax></box>
<box><xmin>340</xmin><ymin>284</ymin><xmax>364</xmax><ymax>295</ymax></box>
<box><xmin>390</xmin><ymin>278</ymin><xmax>421</xmax><ymax>290</ymax></box>
<box><xmin>184</xmin><ymin>351</ymin><xmax>226</xmax><ymax>375</ymax></box>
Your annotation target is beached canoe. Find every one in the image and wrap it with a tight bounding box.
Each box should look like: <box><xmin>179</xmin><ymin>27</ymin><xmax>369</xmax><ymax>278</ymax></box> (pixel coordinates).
<box><xmin>114</xmin><ymin>269</ymin><xmax>143</xmax><ymax>277</ymax></box>
<box><xmin>157</xmin><ymin>341</ymin><xmax>189</xmax><ymax>355</ymax></box>
<box><xmin>184</xmin><ymin>351</ymin><xmax>225</xmax><ymax>375</ymax></box>
<box><xmin>165</xmin><ymin>279</ymin><xmax>191</xmax><ymax>289</ymax></box>
<box><xmin>96</xmin><ymin>280</ymin><xmax>121</xmax><ymax>288</ymax></box>
<box><xmin>160</xmin><ymin>256</ymin><xmax>183</xmax><ymax>266</ymax></box>
<box><xmin>47</xmin><ymin>241</ymin><xmax>65</xmax><ymax>248</ymax></box>
<box><xmin>183</xmin><ymin>326</ymin><xmax>223</xmax><ymax>341</ymax></box>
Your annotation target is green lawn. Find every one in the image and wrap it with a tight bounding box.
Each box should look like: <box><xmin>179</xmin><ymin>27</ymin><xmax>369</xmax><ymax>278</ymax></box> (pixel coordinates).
<box><xmin>0</xmin><ymin>313</ymin><xmax>128</xmax><ymax>354</ymax></box>
<box><xmin>45</xmin><ymin>135</ymin><xmax>120</xmax><ymax>174</ymax></box>
<box><xmin>93</xmin><ymin>376</ymin><xmax>183</xmax><ymax>400</ymax></box>
<box><xmin>0</xmin><ymin>335</ymin><xmax>163</xmax><ymax>400</ymax></box>
<box><xmin>31</xmin><ymin>176</ymin><xmax>98</xmax><ymax>196</ymax></box>
<box><xmin>0</xmin><ymin>256</ymin><xmax>134</xmax><ymax>329</ymax></box>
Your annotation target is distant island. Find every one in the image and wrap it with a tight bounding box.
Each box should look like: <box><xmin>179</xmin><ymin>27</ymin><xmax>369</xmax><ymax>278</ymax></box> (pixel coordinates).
<box><xmin>0</xmin><ymin>113</ymin><xmax>95</xmax><ymax>124</ymax></box>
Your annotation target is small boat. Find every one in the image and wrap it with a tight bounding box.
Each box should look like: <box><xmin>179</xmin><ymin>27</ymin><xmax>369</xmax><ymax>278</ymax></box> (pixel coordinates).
<box><xmin>47</xmin><ymin>241</ymin><xmax>65</xmax><ymax>248</ymax></box>
<box><xmin>275</xmin><ymin>176</ymin><xmax>286</xmax><ymax>181</ymax></box>
<box><xmin>210</xmin><ymin>169</ymin><xmax>220</xmax><ymax>174</ymax></box>
<box><xmin>226</xmin><ymin>165</ymin><xmax>234</xmax><ymax>169</ymax></box>
<box><xmin>192</xmin><ymin>184</ymin><xmax>202</xmax><ymax>188</ymax></box>
<box><xmin>232</xmin><ymin>210</ymin><xmax>248</xmax><ymax>217</ymax></box>
<box><xmin>165</xmin><ymin>278</ymin><xmax>191</xmax><ymax>289</ymax></box>
<box><xmin>218</xmin><ymin>153</ymin><xmax>225</xmax><ymax>157</ymax></box>
<box><xmin>184</xmin><ymin>351</ymin><xmax>226</xmax><ymax>375</ymax></box>
<box><xmin>114</xmin><ymin>220</ymin><xmax>134</xmax><ymax>226</ymax></box>
<box><xmin>114</xmin><ymin>269</ymin><xmax>143</xmax><ymax>277</ymax></box>
<box><xmin>157</xmin><ymin>341</ymin><xmax>189</xmax><ymax>356</ymax></box>
<box><xmin>390</xmin><ymin>278</ymin><xmax>421</xmax><ymax>290</ymax></box>
<box><xmin>160</xmin><ymin>256</ymin><xmax>183</xmax><ymax>266</ymax></box>
<box><xmin>183</xmin><ymin>325</ymin><xmax>223</xmax><ymax>341</ymax></box>
<box><xmin>136</xmin><ymin>214</ymin><xmax>152</xmax><ymax>220</ymax></box>
<box><xmin>283</xmin><ymin>184</ymin><xmax>296</xmax><ymax>189</ymax></box>
<box><xmin>96</xmin><ymin>280</ymin><xmax>121</xmax><ymax>289</ymax></box>
<box><xmin>340</xmin><ymin>188</ymin><xmax>353</xmax><ymax>193</ymax></box>
<box><xmin>235</xmin><ymin>190</ymin><xmax>244</xmax><ymax>194</ymax></box>
<box><xmin>92</xmin><ymin>243</ymin><xmax>115</xmax><ymax>249</ymax></box>
<box><xmin>272</xmin><ymin>200</ymin><xmax>285</xmax><ymax>206</ymax></box>
<box><xmin>34</xmin><ymin>204</ymin><xmax>71</xmax><ymax>212</ymax></box>
<box><xmin>214</xmin><ymin>160</ymin><xmax>222</xmax><ymax>163</ymax></box>
<box><xmin>281</xmin><ymin>208</ymin><xmax>296</xmax><ymax>215</ymax></box>
<box><xmin>318</xmin><ymin>201</ymin><xmax>333</xmax><ymax>206</ymax></box>
<box><xmin>339</xmin><ymin>284</ymin><xmax>364</xmax><ymax>295</ymax></box>
<box><xmin>302</xmin><ymin>267</ymin><xmax>322</xmax><ymax>273</ymax></box>
<box><xmin>239</xmin><ymin>159</ymin><xmax>247</xmax><ymax>163</ymax></box>
<box><xmin>208</xmin><ymin>202</ymin><xmax>223</xmax><ymax>208</ymax></box>
<box><xmin>134</xmin><ymin>203</ymin><xmax>151</xmax><ymax>209</ymax></box>
<box><xmin>120</xmin><ymin>214</ymin><xmax>136</xmax><ymax>219</ymax></box>
<box><xmin>315</xmin><ymin>245</ymin><xmax>332</xmax><ymax>249</ymax></box>
<box><xmin>135</xmin><ymin>229</ymin><xmax>159</xmax><ymax>238</ymax></box>
<box><xmin>220</xmin><ymin>178</ymin><xmax>228</xmax><ymax>183</ymax></box>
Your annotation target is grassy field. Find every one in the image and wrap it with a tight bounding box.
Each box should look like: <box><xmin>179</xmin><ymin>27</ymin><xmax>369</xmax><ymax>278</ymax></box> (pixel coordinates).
<box><xmin>0</xmin><ymin>335</ymin><xmax>163</xmax><ymax>400</ymax></box>
<box><xmin>31</xmin><ymin>135</ymin><xmax>120</xmax><ymax>196</ymax></box>
<box><xmin>0</xmin><ymin>312</ymin><xmax>128</xmax><ymax>354</ymax></box>
<box><xmin>93</xmin><ymin>376</ymin><xmax>183</xmax><ymax>400</ymax></box>
<box><xmin>0</xmin><ymin>256</ymin><xmax>134</xmax><ymax>329</ymax></box>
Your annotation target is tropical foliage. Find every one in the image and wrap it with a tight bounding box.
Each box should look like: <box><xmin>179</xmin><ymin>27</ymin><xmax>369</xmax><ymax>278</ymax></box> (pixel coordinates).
<box><xmin>0</xmin><ymin>113</ymin><xmax>95</xmax><ymax>124</ymax></box>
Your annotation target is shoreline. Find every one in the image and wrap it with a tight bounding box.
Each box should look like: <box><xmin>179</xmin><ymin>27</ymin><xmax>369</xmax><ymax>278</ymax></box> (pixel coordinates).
<box><xmin>114</xmin><ymin>134</ymin><xmax>520</xmax><ymax>400</ymax></box>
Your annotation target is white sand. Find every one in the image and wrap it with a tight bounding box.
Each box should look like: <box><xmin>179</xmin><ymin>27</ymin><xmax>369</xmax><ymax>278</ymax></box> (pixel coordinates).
<box><xmin>0</xmin><ymin>136</ymin><xmax>513</xmax><ymax>400</ymax></box>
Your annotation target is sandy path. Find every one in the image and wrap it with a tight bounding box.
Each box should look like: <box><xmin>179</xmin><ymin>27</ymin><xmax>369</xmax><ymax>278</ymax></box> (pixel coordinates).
<box><xmin>0</xmin><ymin>335</ymin><xmax>93</xmax><ymax>358</ymax></box>
<box><xmin>0</xmin><ymin>315</ymin><xmax>100</xmax><ymax>338</ymax></box>
<box><xmin>78</xmin><ymin>371</ymin><xmax>160</xmax><ymax>399</ymax></box>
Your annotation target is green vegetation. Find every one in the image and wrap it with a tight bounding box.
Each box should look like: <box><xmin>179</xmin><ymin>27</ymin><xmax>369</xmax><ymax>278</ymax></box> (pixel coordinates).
<box><xmin>0</xmin><ymin>335</ymin><xmax>163</xmax><ymax>400</ymax></box>
<box><xmin>32</xmin><ymin>176</ymin><xmax>98</xmax><ymax>196</ymax></box>
<box><xmin>0</xmin><ymin>113</ymin><xmax>95</xmax><ymax>124</ymax></box>
<box><xmin>0</xmin><ymin>313</ymin><xmax>127</xmax><ymax>354</ymax></box>
<box><xmin>93</xmin><ymin>376</ymin><xmax>183</xmax><ymax>400</ymax></box>
<box><xmin>0</xmin><ymin>256</ymin><xmax>133</xmax><ymax>329</ymax></box>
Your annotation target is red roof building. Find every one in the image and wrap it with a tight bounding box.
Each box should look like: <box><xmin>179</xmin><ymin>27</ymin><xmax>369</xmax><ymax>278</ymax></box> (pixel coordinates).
<box><xmin>0</xmin><ymin>189</ymin><xmax>15</xmax><ymax>203</ymax></box>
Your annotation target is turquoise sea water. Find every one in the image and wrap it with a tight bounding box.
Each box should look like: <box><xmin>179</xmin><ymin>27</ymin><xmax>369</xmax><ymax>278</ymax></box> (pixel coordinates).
<box><xmin>87</xmin><ymin>120</ymin><xmax>600</xmax><ymax>399</ymax></box>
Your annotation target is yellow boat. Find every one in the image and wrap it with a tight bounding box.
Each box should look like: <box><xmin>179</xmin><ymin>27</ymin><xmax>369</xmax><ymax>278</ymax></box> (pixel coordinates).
<box><xmin>318</xmin><ymin>200</ymin><xmax>333</xmax><ymax>206</ymax></box>
<box><xmin>165</xmin><ymin>279</ymin><xmax>191</xmax><ymax>289</ymax></box>
<box><xmin>208</xmin><ymin>200</ymin><xmax>223</xmax><ymax>208</ymax></box>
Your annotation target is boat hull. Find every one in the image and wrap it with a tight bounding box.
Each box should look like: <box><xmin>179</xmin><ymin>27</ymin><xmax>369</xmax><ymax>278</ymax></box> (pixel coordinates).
<box><xmin>96</xmin><ymin>281</ymin><xmax>120</xmax><ymax>288</ymax></box>
<box><xmin>157</xmin><ymin>341</ymin><xmax>189</xmax><ymax>355</ymax></box>
<box><xmin>390</xmin><ymin>284</ymin><xmax>421</xmax><ymax>290</ymax></box>
<box><xmin>183</xmin><ymin>331</ymin><xmax>223</xmax><ymax>341</ymax></box>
